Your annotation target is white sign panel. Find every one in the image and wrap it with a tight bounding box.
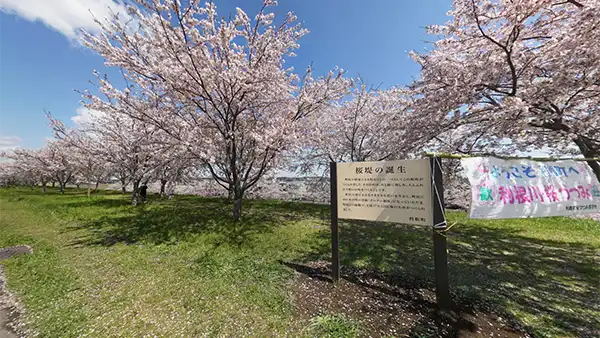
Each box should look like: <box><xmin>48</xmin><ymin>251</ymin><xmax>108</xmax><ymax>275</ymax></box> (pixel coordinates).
<box><xmin>461</xmin><ymin>157</ymin><xmax>600</xmax><ymax>219</ymax></box>
<box><xmin>336</xmin><ymin>159</ymin><xmax>433</xmax><ymax>226</ymax></box>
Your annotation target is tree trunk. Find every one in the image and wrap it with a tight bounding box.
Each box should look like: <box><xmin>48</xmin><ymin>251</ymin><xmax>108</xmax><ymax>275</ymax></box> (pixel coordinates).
<box><xmin>59</xmin><ymin>183</ymin><xmax>65</xmax><ymax>194</ymax></box>
<box><xmin>87</xmin><ymin>184</ymin><xmax>92</xmax><ymax>198</ymax></box>
<box><xmin>227</xmin><ymin>184</ymin><xmax>234</xmax><ymax>202</ymax></box>
<box><xmin>41</xmin><ymin>182</ymin><xmax>47</xmax><ymax>193</ymax></box>
<box><xmin>52</xmin><ymin>182</ymin><xmax>55</xmax><ymax>188</ymax></box>
<box><xmin>574</xmin><ymin>136</ymin><xmax>600</xmax><ymax>181</ymax></box>
<box><xmin>95</xmin><ymin>181</ymin><xmax>100</xmax><ymax>192</ymax></box>
<box><xmin>232</xmin><ymin>187</ymin><xmax>243</xmax><ymax>221</ymax></box>
<box><xmin>121</xmin><ymin>178</ymin><xmax>127</xmax><ymax>194</ymax></box>
<box><xmin>131</xmin><ymin>180</ymin><xmax>141</xmax><ymax>206</ymax></box>
<box><xmin>76</xmin><ymin>183</ymin><xmax>80</xmax><ymax>190</ymax></box>
<box><xmin>160</xmin><ymin>179</ymin><xmax>167</xmax><ymax>197</ymax></box>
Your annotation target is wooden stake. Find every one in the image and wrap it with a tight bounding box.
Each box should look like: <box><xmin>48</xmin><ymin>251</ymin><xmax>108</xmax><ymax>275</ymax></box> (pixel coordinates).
<box><xmin>330</xmin><ymin>161</ymin><xmax>340</xmax><ymax>284</ymax></box>
<box><xmin>430</xmin><ymin>156</ymin><xmax>451</xmax><ymax>310</ymax></box>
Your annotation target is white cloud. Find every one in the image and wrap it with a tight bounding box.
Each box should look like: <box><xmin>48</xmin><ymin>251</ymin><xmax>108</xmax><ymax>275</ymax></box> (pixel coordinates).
<box><xmin>71</xmin><ymin>106</ymin><xmax>105</xmax><ymax>126</ymax></box>
<box><xmin>0</xmin><ymin>135</ymin><xmax>22</xmax><ymax>151</ymax></box>
<box><xmin>0</xmin><ymin>0</ymin><xmax>132</xmax><ymax>40</ymax></box>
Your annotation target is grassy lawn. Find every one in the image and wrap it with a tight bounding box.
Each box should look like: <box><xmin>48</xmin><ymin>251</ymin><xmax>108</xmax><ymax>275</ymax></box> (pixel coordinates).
<box><xmin>0</xmin><ymin>187</ymin><xmax>599</xmax><ymax>337</ymax></box>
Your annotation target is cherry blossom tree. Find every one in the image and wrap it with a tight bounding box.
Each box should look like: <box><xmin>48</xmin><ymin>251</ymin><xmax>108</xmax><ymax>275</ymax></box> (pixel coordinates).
<box><xmin>0</xmin><ymin>162</ymin><xmax>13</xmax><ymax>187</ymax></box>
<box><xmin>295</xmin><ymin>83</ymin><xmax>434</xmax><ymax>174</ymax></box>
<box><xmin>7</xmin><ymin>140</ymin><xmax>77</xmax><ymax>193</ymax></box>
<box><xmin>44</xmin><ymin>140</ymin><xmax>78</xmax><ymax>193</ymax></box>
<box><xmin>70</xmin><ymin>144</ymin><xmax>109</xmax><ymax>197</ymax></box>
<box><xmin>113</xmin><ymin>165</ymin><xmax>131</xmax><ymax>194</ymax></box>
<box><xmin>49</xmin><ymin>92</ymin><xmax>180</xmax><ymax>205</ymax></box>
<box><xmin>153</xmin><ymin>152</ymin><xmax>196</xmax><ymax>197</ymax></box>
<box><xmin>410</xmin><ymin>0</ymin><xmax>600</xmax><ymax>179</ymax></box>
<box><xmin>4</xmin><ymin>141</ymin><xmax>76</xmax><ymax>194</ymax></box>
<box><xmin>2</xmin><ymin>149</ymin><xmax>47</xmax><ymax>191</ymax></box>
<box><xmin>0</xmin><ymin>150</ymin><xmax>47</xmax><ymax>190</ymax></box>
<box><xmin>80</xmin><ymin>0</ymin><xmax>351</xmax><ymax>220</ymax></box>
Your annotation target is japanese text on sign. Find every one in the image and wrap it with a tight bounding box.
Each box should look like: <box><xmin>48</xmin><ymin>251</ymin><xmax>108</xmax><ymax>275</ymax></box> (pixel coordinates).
<box><xmin>336</xmin><ymin>159</ymin><xmax>433</xmax><ymax>226</ymax></box>
<box><xmin>461</xmin><ymin>157</ymin><xmax>600</xmax><ymax>219</ymax></box>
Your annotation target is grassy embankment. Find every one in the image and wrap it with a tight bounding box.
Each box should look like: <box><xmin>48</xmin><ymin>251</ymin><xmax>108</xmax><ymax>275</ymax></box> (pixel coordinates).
<box><xmin>0</xmin><ymin>187</ymin><xmax>598</xmax><ymax>337</ymax></box>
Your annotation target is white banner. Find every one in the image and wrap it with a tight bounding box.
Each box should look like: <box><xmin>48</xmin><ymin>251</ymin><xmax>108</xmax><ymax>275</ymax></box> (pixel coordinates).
<box><xmin>461</xmin><ymin>157</ymin><xmax>600</xmax><ymax>219</ymax></box>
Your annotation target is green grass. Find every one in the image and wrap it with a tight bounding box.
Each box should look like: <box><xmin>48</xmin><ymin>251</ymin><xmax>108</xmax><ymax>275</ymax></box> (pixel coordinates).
<box><xmin>0</xmin><ymin>187</ymin><xmax>599</xmax><ymax>337</ymax></box>
<box><xmin>306</xmin><ymin>314</ymin><xmax>362</xmax><ymax>337</ymax></box>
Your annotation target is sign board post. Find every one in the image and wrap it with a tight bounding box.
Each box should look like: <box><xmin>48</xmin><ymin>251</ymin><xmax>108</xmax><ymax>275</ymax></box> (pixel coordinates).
<box><xmin>330</xmin><ymin>162</ymin><xmax>341</xmax><ymax>283</ymax></box>
<box><xmin>430</xmin><ymin>157</ymin><xmax>451</xmax><ymax>310</ymax></box>
<box><xmin>330</xmin><ymin>158</ymin><xmax>451</xmax><ymax>309</ymax></box>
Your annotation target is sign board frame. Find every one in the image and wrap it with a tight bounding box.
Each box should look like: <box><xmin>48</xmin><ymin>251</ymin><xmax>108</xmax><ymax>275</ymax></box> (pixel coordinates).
<box><xmin>335</xmin><ymin>158</ymin><xmax>434</xmax><ymax>226</ymax></box>
<box><xmin>329</xmin><ymin>157</ymin><xmax>450</xmax><ymax>310</ymax></box>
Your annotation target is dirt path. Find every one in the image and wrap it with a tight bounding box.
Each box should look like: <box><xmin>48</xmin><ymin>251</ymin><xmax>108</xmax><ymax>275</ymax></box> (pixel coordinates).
<box><xmin>288</xmin><ymin>261</ymin><xmax>531</xmax><ymax>337</ymax></box>
<box><xmin>0</xmin><ymin>246</ymin><xmax>32</xmax><ymax>338</ymax></box>
<box><xmin>0</xmin><ymin>267</ymin><xmax>19</xmax><ymax>338</ymax></box>
<box><xmin>0</xmin><ymin>303</ymin><xmax>18</xmax><ymax>338</ymax></box>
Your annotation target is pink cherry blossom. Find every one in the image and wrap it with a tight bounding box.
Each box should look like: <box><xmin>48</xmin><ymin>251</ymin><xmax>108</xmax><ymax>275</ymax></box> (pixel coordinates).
<box><xmin>79</xmin><ymin>0</ymin><xmax>351</xmax><ymax>219</ymax></box>
<box><xmin>410</xmin><ymin>0</ymin><xmax>600</xmax><ymax>178</ymax></box>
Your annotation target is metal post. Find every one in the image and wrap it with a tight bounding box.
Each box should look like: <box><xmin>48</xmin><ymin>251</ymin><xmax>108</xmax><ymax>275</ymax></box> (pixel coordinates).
<box><xmin>330</xmin><ymin>161</ymin><xmax>340</xmax><ymax>284</ymax></box>
<box><xmin>430</xmin><ymin>156</ymin><xmax>451</xmax><ymax>310</ymax></box>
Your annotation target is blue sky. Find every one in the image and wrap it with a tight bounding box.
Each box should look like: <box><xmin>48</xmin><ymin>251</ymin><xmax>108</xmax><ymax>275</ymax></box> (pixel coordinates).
<box><xmin>0</xmin><ymin>0</ymin><xmax>451</xmax><ymax>151</ymax></box>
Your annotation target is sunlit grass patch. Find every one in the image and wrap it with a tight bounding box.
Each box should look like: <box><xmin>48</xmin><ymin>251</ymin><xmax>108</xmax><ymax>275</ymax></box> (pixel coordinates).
<box><xmin>306</xmin><ymin>314</ymin><xmax>362</xmax><ymax>338</ymax></box>
<box><xmin>0</xmin><ymin>187</ymin><xmax>598</xmax><ymax>337</ymax></box>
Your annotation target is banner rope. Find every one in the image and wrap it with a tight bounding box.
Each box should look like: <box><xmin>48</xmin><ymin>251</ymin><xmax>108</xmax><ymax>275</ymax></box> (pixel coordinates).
<box><xmin>423</xmin><ymin>152</ymin><xmax>600</xmax><ymax>162</ymax></box>
<box><xmin>432</xmin><ymin>155</ymin><xmax>458</xmax><ymax>234</ymax></box>
<box><xmin>432</xmin><ymin>156</ymin><xmax>448</xmax><ymax>229</ymax></box>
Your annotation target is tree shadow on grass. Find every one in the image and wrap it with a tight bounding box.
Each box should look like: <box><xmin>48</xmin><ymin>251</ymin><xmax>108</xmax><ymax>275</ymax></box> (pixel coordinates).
<box><xmin>62</xmin><ymin>196</ymin><xmax>328</xmax><ymax>248</ymax></box>
<box><xmin>292</xmin><ymin>218</ymin><xmax>600</xmax><ymax>337</ymax></box>
<box><xmin>238</xmin><ymin>198</ymin><xmax>329</xmax><ymax>221</ymax></box>
<box><xmin>0</xmin><ymin>187</ymin><xmax>125</xmax><ymax>206</ymax></box>
<box><xmin>281</xmin><ymin>260</ymin><xmax>524</xmax><ymax>337</ymax></box>
<box><xmin>299</xmin><ymin>220</ymin><xmax>436</xmax><ymax>288</ymax></box>
<box><xmin>64</xmin><ymin>197</ymin><xmax>130</xmax><ymax>209</ymax></box>
<box><xmin>449</xmin><ymin>225</ymin><xmax>600</xmax><ymax>337</ymax></box>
